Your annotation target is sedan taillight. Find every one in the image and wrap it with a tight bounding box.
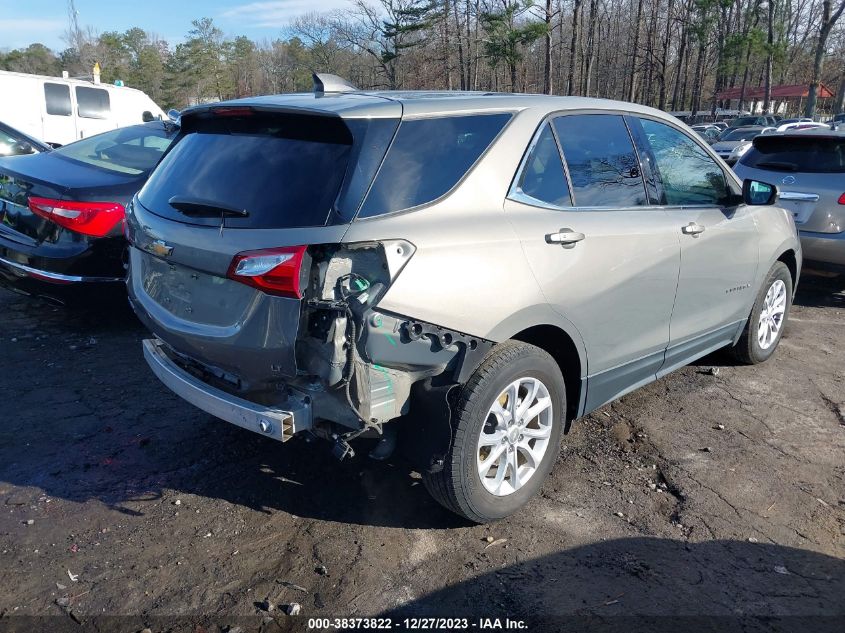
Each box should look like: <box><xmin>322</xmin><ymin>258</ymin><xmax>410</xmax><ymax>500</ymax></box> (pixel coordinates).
<box><xmin>28</xmin><ymin>197</ymin><xmax>125</xmax><ymax>238</ymax></box>
<box><xmin>226</xmin><ymin>246</ymin><xmax>308</xmax><ymax>298</ymax></box>
<box><xmin>838</xmin><ymin>193</ymin><xmax>845</xmax><ymax>205</ymax></box>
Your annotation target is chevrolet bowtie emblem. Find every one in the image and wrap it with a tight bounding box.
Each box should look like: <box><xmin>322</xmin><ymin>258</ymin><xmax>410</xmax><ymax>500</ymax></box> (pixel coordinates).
<box><xmin>146</xmin><ymin>239</ymin><xmax>174</xmax><ymax>257</ymax></box>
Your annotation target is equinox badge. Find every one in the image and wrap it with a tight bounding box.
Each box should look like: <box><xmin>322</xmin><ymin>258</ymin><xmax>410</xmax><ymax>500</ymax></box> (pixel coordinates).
<box><xmin>146</xmin><ymin>240</ymin><xmax>174</xmax><ymax>258</ymax></box>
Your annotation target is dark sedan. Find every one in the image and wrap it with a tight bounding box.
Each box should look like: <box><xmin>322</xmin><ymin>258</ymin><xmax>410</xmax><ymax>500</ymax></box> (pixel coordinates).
<box><xmin>0</xmin><ymin>121</ymin><xmax>177</xmax><ymax>303</ymax></box>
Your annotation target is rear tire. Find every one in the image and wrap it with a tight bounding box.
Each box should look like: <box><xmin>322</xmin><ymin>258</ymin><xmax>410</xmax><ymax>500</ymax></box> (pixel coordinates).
<box><xmin>423</xmin><ymin>341</ymin><xmax>565</xmax><ymax>523</ymax></box>
<box><xmin>729</xmin><ymin>261</ymin><xmax>792</xmax><ymax>364</ymax></box>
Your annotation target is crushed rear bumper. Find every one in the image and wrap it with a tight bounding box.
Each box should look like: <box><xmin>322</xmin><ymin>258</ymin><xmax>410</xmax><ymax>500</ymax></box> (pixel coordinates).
<box><xmin>142</xmin><ymin>338</ymin><xmax>312</xmax><ymax>442</ymax></box>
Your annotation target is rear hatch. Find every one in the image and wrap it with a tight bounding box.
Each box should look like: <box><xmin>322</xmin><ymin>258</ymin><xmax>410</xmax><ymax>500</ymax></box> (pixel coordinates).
<box><xmin>739</xmin><ymin>134</ymin><xmax>845</xmax><ymax>233</ymax></box>
<box><xmin>126</xmin><ymin>104</ymin><xmax>401</xmax><ymax>390</ymax></box>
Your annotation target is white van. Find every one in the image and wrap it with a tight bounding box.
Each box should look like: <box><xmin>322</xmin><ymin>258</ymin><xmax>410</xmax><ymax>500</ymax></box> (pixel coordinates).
<box><xmin>0</xmin><ymin>70</ymin><xmax>166</xmax><ymax>146</ymax></box>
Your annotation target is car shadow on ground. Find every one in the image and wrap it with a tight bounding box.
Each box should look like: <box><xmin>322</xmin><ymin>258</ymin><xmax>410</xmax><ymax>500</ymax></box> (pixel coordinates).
<box><xmin>0</xmin><ymin>290</ymin><xmax>462</xmax><ymax>529</ymax></box>
<box><xmin>1</xmin><ymin>268</ymin><xmax>842</xmax><ymax>530</ymax></box>
<box><xmin>385</xmin><ymin>537</ymin><xmax>845</xmax><ymax>632</ymax></box>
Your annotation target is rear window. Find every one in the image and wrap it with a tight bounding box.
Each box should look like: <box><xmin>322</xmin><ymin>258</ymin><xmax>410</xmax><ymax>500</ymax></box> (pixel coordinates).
<box><xmin>722</xmin><ymin>128</ymin><xmax>761</xmax><ymax>141</ymax></box>
<box><xmin>553</xmin><ymin>113</ymin><xmax>647</xmax><ymax>207</ymax></box>
<box><xmin>740</xmin><ymin>136</ymin><xmax>845</xmax><ymax>173</ymax></box>
<box><xmin>53</xmin><ymin>123</ymin><xmax>175</xmax><ymax>175</ymax></box>
<box><xmin>358</xmin><ymin>113</ymin><xmax>511</xmax><ymax>217</ymax></box>
<box><xmin>139</xmin><ymin>113</ymin><xmax>368</xmax><ymax>229</ymax></box>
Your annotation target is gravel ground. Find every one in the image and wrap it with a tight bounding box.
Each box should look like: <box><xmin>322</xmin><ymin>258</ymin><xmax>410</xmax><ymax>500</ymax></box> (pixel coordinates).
<box><xmin>0</xmin><ymin>269</ymin><xmax>843</xmax><ymax>633</ymax></box>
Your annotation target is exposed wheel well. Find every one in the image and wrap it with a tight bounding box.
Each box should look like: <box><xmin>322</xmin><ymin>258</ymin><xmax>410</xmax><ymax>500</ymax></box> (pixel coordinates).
<box><xmin>511</xmin><ymin>325</ymin><xmax>582</xmax><ymax>427</ymax></box>
<box><xmin>777</xmin><ymin>250</ymin><xmax>798</xmax><ymax>288</ymax></box>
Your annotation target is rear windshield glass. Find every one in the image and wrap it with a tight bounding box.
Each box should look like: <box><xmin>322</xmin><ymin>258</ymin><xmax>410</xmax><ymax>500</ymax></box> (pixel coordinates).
<box><xmin>358</xmin><ymin>113</ymin><xmax>511</xmax><ymax>218</ymax></box>
<box><xmin>722</xmin><ymin>128</ymin><xmax>762</xmax><ymax>141</ymax></box>
<box><xmin>741</xmin><ymin>136</ymin><xmax>845</xmax><ymax>173</ymax></box>
<box><xmin>53</xmin><ymin>123</ymin><xmax>175</xmax><ymax>175</ymax></box>
<box><xmin>139</xmin><ymin>113</ymin><xmax>359</xmax><ymax>229</ymax></box>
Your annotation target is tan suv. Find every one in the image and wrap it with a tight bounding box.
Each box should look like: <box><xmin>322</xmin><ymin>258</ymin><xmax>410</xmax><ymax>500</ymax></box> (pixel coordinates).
<box><xmin>126</xmin><ymin>76</ymin><xmax>801</xmax><ymax>522</ymax></box>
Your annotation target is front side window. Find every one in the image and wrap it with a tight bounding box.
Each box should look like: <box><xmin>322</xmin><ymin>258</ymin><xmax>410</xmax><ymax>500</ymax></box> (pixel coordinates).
<box><xmin>76</xmin><ymin>87</ymin><xmax>111</xmax><ymax>119</ymax></box>
<box><xmin>552</xmin><ymin>114</ymin><xmax>647</xmax><ymax>207</ymax></box>
<box><xmin>514</xmin><ymin>123</ymin><xmax>571</xmax><ymax>207</ymax></box>
<box><xmin>638</xmin><ymin>118</ymin><xmax>728</xmax><ymax>206</ymax></box>
<box><xmin>44</xmin><ymin>83</ymin><xmax>71</xmax><ymax>116</ymax></box>
<box><xmin>359</xmin><ymin>113</ymin><xmax>511</xmax><ymax>217</ymax></box>
<box><xmin>53</xmin><ymin>124</ymin><xmax>175</xmax><ymax>175</ymax></box>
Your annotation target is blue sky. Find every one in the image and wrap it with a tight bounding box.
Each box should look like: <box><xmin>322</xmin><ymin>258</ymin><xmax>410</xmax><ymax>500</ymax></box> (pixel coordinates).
<box><xmin>0</xmin><ymin>0</ymin><xmax>349</xmax><ymax>51</ymax></box>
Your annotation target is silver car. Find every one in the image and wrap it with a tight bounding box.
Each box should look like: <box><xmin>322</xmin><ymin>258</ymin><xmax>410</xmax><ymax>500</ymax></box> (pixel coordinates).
<box><xmin>126</xmin><ymin>77</ymin><xmax>801</xmax><ymax>522</ymax></box>
<box><xmin>711</xmin><ymin>126</ymin><xmax>774</xmax><ymax>164</ymax></box>
<box><xmin>735</xmin><ymin>128</ymin><xmax>845</xmax><ymax>268</ymax></box>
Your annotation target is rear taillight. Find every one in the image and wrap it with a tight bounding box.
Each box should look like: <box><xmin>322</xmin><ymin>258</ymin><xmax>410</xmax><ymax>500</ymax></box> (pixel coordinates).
<box><xmin>226</xmin><ymin>246</ymin><xmax>307</xmax><ymax>298</ymax></box>
<box><xmin>838</xmin><ymin>193</ymin><xmax>845</xmax><ymax>205</ymax></box>
<box><xmin>28</xmin><ymin>197</ymin><xmax>125</xmax><ymax>238</ymax></box>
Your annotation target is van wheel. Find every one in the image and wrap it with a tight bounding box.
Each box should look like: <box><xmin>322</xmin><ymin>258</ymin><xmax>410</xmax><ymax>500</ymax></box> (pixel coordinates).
<box><xmin>730</xmin><ymin>261</ymin><xmax>792</xmax><ymax>364</ymax></box>
<box><xmin>423</xmin><ymin>341</ymin><xmax>565</xmax><ymax>523</ymax></box>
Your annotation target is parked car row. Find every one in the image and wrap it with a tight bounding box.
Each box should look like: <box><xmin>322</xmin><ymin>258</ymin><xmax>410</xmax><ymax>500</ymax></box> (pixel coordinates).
<box><xmin>3</xmin><ymin>77</ymin><xmax>839</xmax><ymax>523</ymax></box>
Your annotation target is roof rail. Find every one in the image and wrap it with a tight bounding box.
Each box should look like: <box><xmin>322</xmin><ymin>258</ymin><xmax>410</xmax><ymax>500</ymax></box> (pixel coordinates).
<box><xmin>312</xmin><ymin>73</ymin><xmax>358</xmax><ymax>96</ymax></box>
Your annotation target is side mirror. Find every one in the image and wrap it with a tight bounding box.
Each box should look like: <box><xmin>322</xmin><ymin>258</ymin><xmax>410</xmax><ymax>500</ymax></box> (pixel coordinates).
<box><xmin>11</xmin><ymin>141</ymin><xmax>35</xmax><ymax>155</ymax></box>
<box><xmin>743</xmin><ymin>179</ymin><xmax>778</xmax><ymax>206</ymax></box>
<box><xmin>167</xmin><ymin>109</ymin><xmax>180</xmax><ymax>123</ymax></box>
<box><xmin>142</xmin><ymin>110</ymin><xmax>155</xmax><ymax>123</ymax></box>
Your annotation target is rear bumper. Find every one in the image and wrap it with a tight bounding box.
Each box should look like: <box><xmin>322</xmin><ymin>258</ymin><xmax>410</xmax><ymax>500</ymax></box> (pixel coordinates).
<box><xmin>142</xmin><ymin>338</ymin><xmax>312</xmax><ymax>442</ymax></box>
<box><xmin>0</xmin><ymin>232</ymin><xmax>126</xmax><ymax>300</ymax></box>
<box><xmin>800</xmin><ymin>230</ymin><xmax>845</xmax><ymax>267</ymax></box>
<box><xmin>0</xmin><ymin>255</ymin><xmax>123</xmax><ymax>283</ymax></box>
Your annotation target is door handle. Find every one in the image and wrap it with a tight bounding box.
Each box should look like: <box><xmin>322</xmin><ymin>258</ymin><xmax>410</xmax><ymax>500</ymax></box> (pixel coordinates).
<box><xmin>546</xmin><ymin>228</ymin><xmax>585</xmax><ymax>248</ymax></box>
<box><xmin>682</xmin><ymin>222</ymin><xmax>705</xmax><ymax>236</ymax></box>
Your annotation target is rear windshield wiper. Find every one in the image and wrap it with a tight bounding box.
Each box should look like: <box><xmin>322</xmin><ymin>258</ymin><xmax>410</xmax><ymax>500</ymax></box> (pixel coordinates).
<box><xmin>167</xmin><ymin>196</ymin><xmax>249</xmax><ymax>218</ymax></box>
<box><xmin>755</xmin><ymin>161</ymin><xmax>799</xmax><ymax>172</ymax></box>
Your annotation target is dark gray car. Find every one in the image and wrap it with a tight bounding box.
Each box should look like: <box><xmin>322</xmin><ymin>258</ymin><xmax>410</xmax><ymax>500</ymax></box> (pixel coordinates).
<box><xmin>735</xmin><ymin>128</ymin><xmax>845</xmax><ymax>268</ymax></box>
<box><xmin>125</xmin><ymin>78</ymin><xmax>801</xmax><ymax>522</ymax></box>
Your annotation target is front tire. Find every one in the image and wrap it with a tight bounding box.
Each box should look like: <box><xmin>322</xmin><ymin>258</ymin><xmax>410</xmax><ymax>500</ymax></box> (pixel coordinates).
<box><xmin>423</xmin><ymin>341</ymin><xmax>565</xmax><ymax>523</ymax></box>
<box><xmin>730</xmin><ymin>261</ymin><xmax>792</xmax><ymax>364</ymax></box>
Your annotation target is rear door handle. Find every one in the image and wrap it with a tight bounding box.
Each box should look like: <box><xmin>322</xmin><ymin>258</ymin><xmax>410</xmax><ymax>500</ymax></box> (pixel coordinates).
<box><xmin>682</xmin><ymin>222</ymin><xmax>705</xmax><ymax>236</ymax></box>
<box><xmin>546</xmin><ymin>228</ymin><xmax>585</xmax><ymax>248</ymax></box>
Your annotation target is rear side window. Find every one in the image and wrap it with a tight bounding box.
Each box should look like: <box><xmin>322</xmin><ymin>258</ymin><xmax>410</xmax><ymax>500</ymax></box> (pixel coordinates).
<box><xmin>44</xmin><ymin>83</ymin><xmax>71</xmax><ymax>116</ymax></box>
<box><xmin>740</xmin><ymin>136</ymin><xmax>845</xmax><ymax>173</ymax></box>
<box><xmin>76</xmin><ymin>87</ymin><xmax>111</xmax><ymax>119</ymax></box>
<box><xmin>514</xmin><ymin>123</ymin><xmax>571</xmax><ymax>207</ymax></box>
<box><xmin>553</xmin><ymin>114</ymin><xmax>647</xmax><ymax>207</ymax></box>
<box><xmin>638</xmin><ymin>118</ymin><xmax>728</xmax><ymax>206</ymax></box>
<box><xmin>359</xmin><ymin>113</ymin><xmax>511</xmax><ymax>217</ymax></box>
<box><xmin>139</xmin><ymin>113</ymin><xmax>356</xmax><ymax>229</ymax></box>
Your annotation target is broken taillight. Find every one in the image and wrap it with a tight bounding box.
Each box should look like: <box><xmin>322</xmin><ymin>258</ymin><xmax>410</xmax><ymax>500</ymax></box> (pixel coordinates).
<box><xmin>226</xmin><ymin>246</ymin><xmax>308</xmax><ymax>298</ymax></box>
<box><xmin>28</xmin><ymin>197</ymin><xmax>125</xmax><ymax>238</ymax></box>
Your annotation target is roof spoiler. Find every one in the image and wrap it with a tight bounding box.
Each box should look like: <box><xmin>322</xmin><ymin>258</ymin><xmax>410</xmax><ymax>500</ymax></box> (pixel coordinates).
<box><xmin>312</xmin><ymin>72</ymin><xmax>358</xmax><ymax>96</ymax></box>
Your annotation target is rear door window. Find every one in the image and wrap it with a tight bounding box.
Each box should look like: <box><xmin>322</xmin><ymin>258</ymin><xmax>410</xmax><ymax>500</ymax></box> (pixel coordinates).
<box><xmin>552</xmin><ymin>114</ymin><xmax>647</xmax><ymax>207</ymax></box>
<box><xmin>741</xmin><ymin>136</ymin><xmax>845</xmax><ymax>173</ymax></box>
<box><xmin>359</xmin><ymin>113</ymin><xmax>511</xmax><ymax>217</ymax></box>
<box><xmin>637</xmin><ymin>118</ymin><xmax>729</xmax><ymax>206</ymax></box>
<box><xmin>44</xmin><ymin>83</ymin><xmax>72</xmax><ymax>116</ymax></box>
<box><xmin>513</xmin><ymin>123</ymin><xmax>571</xmax><ymax>207</ymax></box>
<box><xmin>76</xmin><ymin>87</ymin><xmax>111</xmax><ymax>119</ymax></box>
<box><xmin>139</xmin><ymin>112</ymin><xmax>359</xmax><ymax>229</ymax></box>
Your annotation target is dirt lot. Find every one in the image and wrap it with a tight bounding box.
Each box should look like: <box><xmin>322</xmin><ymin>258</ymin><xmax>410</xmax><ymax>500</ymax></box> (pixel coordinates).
<box><xmin>0</xmin><ymin>270</ymin><xmax>843</xmax><ymax>632</ymax></box>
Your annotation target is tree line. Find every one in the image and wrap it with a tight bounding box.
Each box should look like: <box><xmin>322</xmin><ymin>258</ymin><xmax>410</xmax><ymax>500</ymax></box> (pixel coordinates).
<box><xmin>1</xmin><ymin>0</ymin><xmax>843</xmax><ymax>118</ymax></box>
